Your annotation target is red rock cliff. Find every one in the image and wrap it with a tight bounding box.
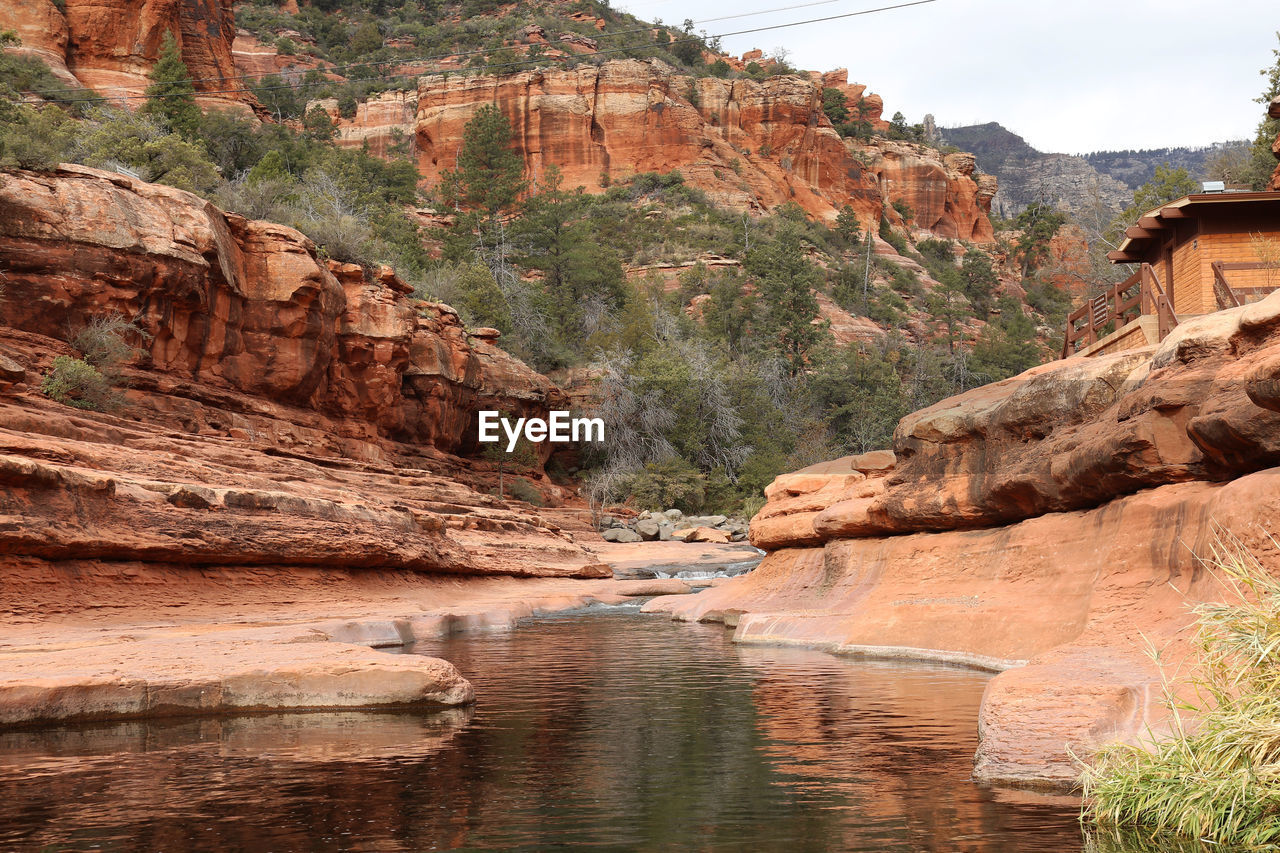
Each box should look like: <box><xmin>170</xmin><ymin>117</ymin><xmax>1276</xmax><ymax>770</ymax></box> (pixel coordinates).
<box><xmin>0</xmin><ymin>0</ymin><xmax>251</xmax><ymax>108</ymax></box>
<box><xmin>0</xmin><ymin>164</ymin><xmax>606</xmax><ymax>579</ymax></box>
<box><xmin>412</xmin><ymin>59</ymin><xmax>994</xmax><ymax>237</ymax></box>
<box><xmin>647</xmin><ymin>294</ymin><xmax>1280</xmax><ymax>784</ymax></box>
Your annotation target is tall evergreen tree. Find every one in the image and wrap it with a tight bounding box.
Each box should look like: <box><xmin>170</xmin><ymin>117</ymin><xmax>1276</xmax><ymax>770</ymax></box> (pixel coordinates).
<box><xmin>140</xmin><ymin>32</ymin><xmax>201</xmax><ymax>138</ymax></box>
<box><xmin>440</xmin><ymin>104</ymin><xmax>526</xmax><ymax>231</ymax></box>
<box><xmin>746</xmin><ymin>225</ymin><xmax>825</xmax><ymax>375</ymax></box>
<box><xmin>516</xmin><ymin>166</ymin><xmax>625</xmax><ymax>339</ymax></box>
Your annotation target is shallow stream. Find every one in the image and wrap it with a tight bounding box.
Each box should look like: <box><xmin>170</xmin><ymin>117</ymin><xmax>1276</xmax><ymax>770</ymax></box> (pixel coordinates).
<box><xmin>0</xmin><ymin>606</ymin><xmax>1086</xmax><ymax>851</ymax></box>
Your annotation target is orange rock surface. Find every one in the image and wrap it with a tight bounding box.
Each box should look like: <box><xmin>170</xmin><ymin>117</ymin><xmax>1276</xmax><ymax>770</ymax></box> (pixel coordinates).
<box><xmin>648</xmin><ymin>290</ymin><xmax>1280</xmax><ymax>784</ymax></box>
<box><xmin>231</xmin><ymin>29</ymin><xmax>328</xmax><ymax>81</ymax></box>
<box><xmin>0</xmin><ymin>164</ymin><xmax>604</xmax><ymax>579</ymax></box>
<box><xmin>0</xmin><ymin>0</ymin><xmax>252</xmax><ymax>108</ymax></box>
<box><xmin>414</xmin><ymin>59</ymin><xmax>994</xmax><ymax>236</ymax></box>
<box><xmin>317</xmin><ymin>90</ymin><xmax>420</xmax><ymax>159</ymax></box>
<box><xmin>870</xmin><ymin>143</ymin><xmax>996</xmax><ymax>241</ymax></box>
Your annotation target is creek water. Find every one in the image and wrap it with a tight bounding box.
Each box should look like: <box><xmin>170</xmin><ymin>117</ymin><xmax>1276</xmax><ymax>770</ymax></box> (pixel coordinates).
<box><xmin>0</xmin><ymin>605</ymin><xmax>1087</xmax><ymax>851</ymax></box>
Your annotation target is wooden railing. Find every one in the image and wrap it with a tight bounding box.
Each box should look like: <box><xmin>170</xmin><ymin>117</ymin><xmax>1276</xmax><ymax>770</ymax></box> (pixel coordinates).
<box><xmin>1141</xmin><ymin>263</ymin><xmax>1179</xmax><ymax>342</ymax></box>
<box><xmin>1061</xmin><ymin>263</ymin><xmax>1178</xmax><ymax>358</ymax></box>
<box><xmin>1211</xmin><ymin>261</ymin><xmax>1280</xmax><ymax>309</ymax></box>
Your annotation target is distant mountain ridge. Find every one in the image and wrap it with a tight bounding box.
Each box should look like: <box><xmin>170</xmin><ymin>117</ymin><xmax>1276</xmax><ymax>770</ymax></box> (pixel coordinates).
<box><xmin>1082</xmin><ymin>143</ymin><xmax>1249</xmax><ymax>189</ymax></box>
<box><xmin>939</xmin><ymin>122</ymin><xmax>1247</xmax><ymax>221</ymax></box>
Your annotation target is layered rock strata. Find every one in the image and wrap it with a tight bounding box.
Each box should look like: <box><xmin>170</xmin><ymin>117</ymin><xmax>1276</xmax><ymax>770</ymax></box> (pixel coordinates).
<box><xmin>0</xmin><ymin>0</ymin><xmax>252</xmax><ymax>108</ymax></box>
<box><xmin>414</xmin><ymin>59</ymin><xmax>995</xmax><ymax>238</ymax></box>
<box><xmin>0</xmin><ymin>164</ymin><xmax>609</xmax><ymax>578</ymax></box>
<box><xmin>648</xmin><ymin>291</ymin><xmax>1280</xmax><ymax>785</ymax></box>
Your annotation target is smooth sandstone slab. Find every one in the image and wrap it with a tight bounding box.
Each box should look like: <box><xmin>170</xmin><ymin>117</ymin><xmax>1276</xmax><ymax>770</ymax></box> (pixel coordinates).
<box><xmin>0</xmin><ymin>636</ymin><xmax>473</xmax><ymax>727</ymax></box>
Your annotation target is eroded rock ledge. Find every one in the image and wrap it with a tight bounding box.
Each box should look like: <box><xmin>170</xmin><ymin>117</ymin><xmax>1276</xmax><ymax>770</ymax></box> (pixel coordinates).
<box><xmin>0</xmin><ymin>165</ymin><xmax>631</xmax><ymax>723</ymax></box>
<box><xmin>648</xmin><ymin>292</ymin><xmax>1280</xmax><ymax>786</ymax></box>
<box><xmin>0</xmin><ymin>165</ymin><xmax>608</xmax><ymax>579</ymax></box>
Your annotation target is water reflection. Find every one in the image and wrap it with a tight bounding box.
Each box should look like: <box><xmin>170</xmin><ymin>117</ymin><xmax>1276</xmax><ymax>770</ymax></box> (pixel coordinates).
<box><xmin>0</xmin><ymin>610</ymin><xmax>1090</xmax><ymax>851</ymax></box>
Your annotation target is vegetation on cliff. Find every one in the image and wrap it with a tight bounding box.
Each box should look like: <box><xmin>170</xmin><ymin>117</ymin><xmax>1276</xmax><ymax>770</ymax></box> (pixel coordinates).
<box><xmin>1083</xmin><ymin>535</ymin><xmax>1280</xmax><ymax>849</ymax></box>
<box><xmin>234</xmin><ymin>0</ymin><xmax>746</xmax><ymax>120</ymax></box>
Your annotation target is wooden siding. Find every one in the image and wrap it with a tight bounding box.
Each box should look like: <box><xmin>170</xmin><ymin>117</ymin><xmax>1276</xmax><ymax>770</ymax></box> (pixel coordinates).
<box><xmin>1171</xmin><ymin>228</ymin><xmax>1202</xmax><ymax>314</ymax></box>
<box><xmin>1196</xmin><ymin>214</ymin><xmax>1280</xmax><ymax>310</ymax></box>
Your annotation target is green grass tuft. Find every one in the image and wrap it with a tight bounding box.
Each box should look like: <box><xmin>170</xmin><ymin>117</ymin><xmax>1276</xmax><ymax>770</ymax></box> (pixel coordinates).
<box><xmin>1081</xmin><ymin>530</ymin><xmax>1280</xmax><ymax>850</ymax></box>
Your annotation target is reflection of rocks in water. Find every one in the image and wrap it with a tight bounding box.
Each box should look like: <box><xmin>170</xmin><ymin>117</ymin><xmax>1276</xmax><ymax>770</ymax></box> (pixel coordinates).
<box><xmin>0</xmin><ymin>709</ymin><xmax>473</xmax><ymax>850</ymax></box>
<box><xmin>0</xmin><ymin>708</ymin><xmax>472</xmax><ymax>770</ymax></box>
<box><xmin>0</xmin><ymin>614</ymin><xmax>1082</xmax><ymax>851</ymax></box>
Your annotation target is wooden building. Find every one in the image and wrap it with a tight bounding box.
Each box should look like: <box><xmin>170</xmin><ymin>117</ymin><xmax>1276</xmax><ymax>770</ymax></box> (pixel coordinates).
<box><xmin>1062</xmin><ymin>191</ymin><xmax>1280</xmax><ymax>357</ymax></box>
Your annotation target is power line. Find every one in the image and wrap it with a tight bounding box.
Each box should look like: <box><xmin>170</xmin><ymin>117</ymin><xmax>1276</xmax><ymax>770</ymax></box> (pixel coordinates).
<box><xmin>21</xmin><ymin>0</ymin><xmax>936</xmax><ymax>104</ymax></box>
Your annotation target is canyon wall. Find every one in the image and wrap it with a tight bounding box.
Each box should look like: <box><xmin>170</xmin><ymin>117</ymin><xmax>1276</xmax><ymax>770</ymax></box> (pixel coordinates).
<box><xmin>0</xmin><ymin>164</ymin><xmax>606</xmax><ymax>580</ymax></box>
<box><xmin>1</xmin><ymin>0</ymin><xmax>251</xmax><ymax>108</ymax></box>
<box><xmin>409</xmin><ymin>59</ymin><xmax>994</xmax><ymax>239</ymax></box>
<box><xmin>648</xmin><ymin>291</ymin><xmax>1280</xmax><ymax>785</ymax></box>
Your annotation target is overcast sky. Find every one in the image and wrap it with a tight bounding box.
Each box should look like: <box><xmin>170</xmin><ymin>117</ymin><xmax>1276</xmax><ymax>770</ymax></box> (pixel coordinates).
<box><xmin>614</xmin><ymin>0</ymin><xmax>1278</xmax><ymax>154</ymax></box>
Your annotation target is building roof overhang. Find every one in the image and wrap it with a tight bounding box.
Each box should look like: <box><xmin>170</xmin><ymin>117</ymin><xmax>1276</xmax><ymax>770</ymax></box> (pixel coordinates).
<box><xmin>1108</xmin><ymin>191</ymin><xmax>1280</xmax><ymax>263</ymax></box>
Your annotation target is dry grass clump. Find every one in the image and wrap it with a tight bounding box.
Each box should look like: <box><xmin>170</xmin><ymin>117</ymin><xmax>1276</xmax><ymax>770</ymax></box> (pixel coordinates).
<box><xmin>1082</xmin><ymin>531</ymin><xmax>1280</xmax><ymax>849</ymax></box>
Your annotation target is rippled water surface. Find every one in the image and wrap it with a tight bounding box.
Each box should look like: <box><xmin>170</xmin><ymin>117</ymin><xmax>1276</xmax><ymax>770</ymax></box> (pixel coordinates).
<box><xmin>0</xmin><ymin>607</ymin><xmax>1086</xmax><ymax>851</ymax></box>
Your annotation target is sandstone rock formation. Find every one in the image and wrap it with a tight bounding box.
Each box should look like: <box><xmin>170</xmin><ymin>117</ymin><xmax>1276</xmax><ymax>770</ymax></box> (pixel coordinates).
<box><xmin>413</xmin><ymin>59</ymin><xmax>994</xmax><ymax>236</ymax></box>
<box><xmin>231</xmin><ymin>29</ymin><xmax>328</xmax><ymax>81</ymax></box>
<box><xmin>0</xmin><ymin>0</ymin><xmax>252</xmax><ymax>109</ymax></box>
<box><xmin>647</xmin><ymin>290</ymin><xmax>1280</xmax><ymax>785</ymax></box>
<box><xmin>867</xmin><ymin>141</ymin><xmax>996</xmax><ymax>241</ymax></box>
<box><xmin>813</xmin><ymin>69</ymin><xmax>888</xmax><ymax>132</ymax></box>
<box><xmin>0</xmin><ymin>164</ymin><xmax>606</xmax><ymax>580</ymax></box>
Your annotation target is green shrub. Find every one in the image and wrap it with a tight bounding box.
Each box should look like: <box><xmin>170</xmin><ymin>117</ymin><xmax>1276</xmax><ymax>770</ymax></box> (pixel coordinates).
<box><xmin>507</xmin><ymin>477</ymin><xmax>546</xmax><ymax>506</ymax></box>
<box><xmin>69</xmin><ymin>313</ymin><xmax>149</xmax><ymax>380</ymax></box>
<box><xmin>878</xmin><ymin>215</ymin><xmax>908</xmax><ymax>254</ymax></box>
<box><xmin>41</xmin><ymin>356</ymin><xmax>116</xmax><ymax>410</ymax></box>
<box><xmin>740</xmin><ymin>494</ymin><xmax>766</xmax><ymax>520</ymax></box>
<box><xmin>821</xmin><ymin>88</ymin><xmax>848</xmax><ymax>124</ymax></box>
<box><xmin>0</xmin><ymin>104</ymin><xmax>75</xmax><ymax>170</ymax></box>
<box><xmin>624</xmin><ymin>457</ymin><xmax>706</xmax><ymax>513</ymax></box>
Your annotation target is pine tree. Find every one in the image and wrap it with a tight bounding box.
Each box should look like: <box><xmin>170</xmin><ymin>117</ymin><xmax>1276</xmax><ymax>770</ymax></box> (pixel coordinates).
<box><xmin>140</xmin><ymin>32</ymin><xmax>201</xmax><ymax>138</ymax></box>
<box><xmin>440</xmin><ymin>104</ymin><xmax>526</xmax><ymax>230</ymax></box>
<box><xmin>746</xmin><ymin>225</ymin><xmax>825</xmax><ymax>375</ymax></box>
<box><xmin>516</xmin><ymin>166</ymin><xmax>625</xmax><ymax>339</ymax></box>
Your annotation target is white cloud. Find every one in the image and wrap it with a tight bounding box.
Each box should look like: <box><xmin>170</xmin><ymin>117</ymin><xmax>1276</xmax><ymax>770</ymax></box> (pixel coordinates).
<box><xmin>617</xmin><ymin>0</ymin><xmax>1279</xmax><ymax>153</ymax></box>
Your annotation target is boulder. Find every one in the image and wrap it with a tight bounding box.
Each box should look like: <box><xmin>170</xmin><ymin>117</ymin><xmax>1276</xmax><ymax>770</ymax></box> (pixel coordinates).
<box><xmin>685</xmin><ymin>526</ymin><xmax>730</xmax><ymax>544</ymax></box>
<box><xmin>634</xmin><ymin>519</ymin><xmax>661</xmax><ymax>541</ymax></box>
<box><xmin>0</xmin><ymin>354</ymin><xmax>24</xmax><ymax>382</ymax></box>
<box><xmin>601</xmin><ymin>528</ymin><xmax>642</xmax><ymax>543</ymax></box>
